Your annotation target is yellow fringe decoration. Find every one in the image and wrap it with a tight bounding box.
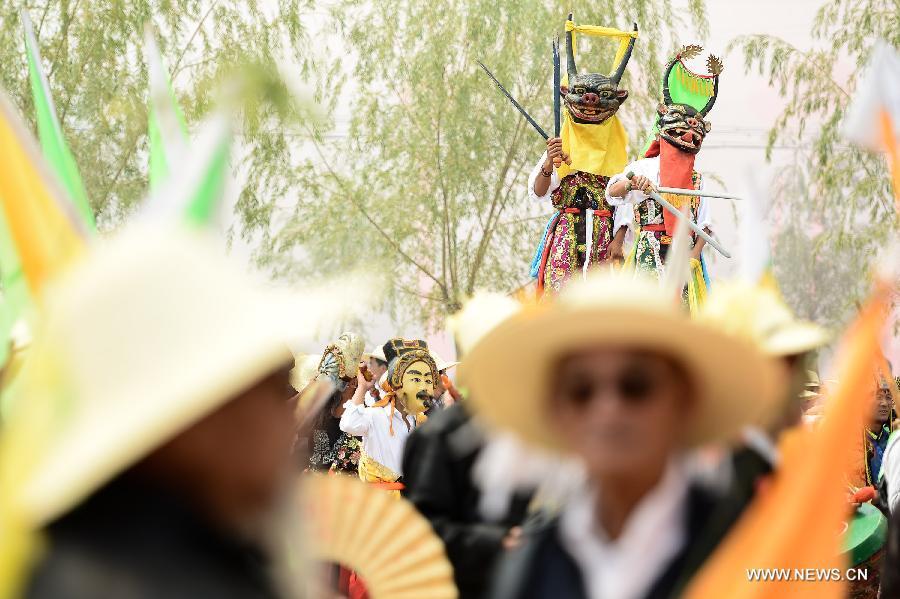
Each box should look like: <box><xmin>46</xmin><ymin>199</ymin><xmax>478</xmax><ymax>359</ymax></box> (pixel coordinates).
<box><xmin>661</xmin><ymin>192</ymin><xmax>692</xmax><ymax>210</ymax></box>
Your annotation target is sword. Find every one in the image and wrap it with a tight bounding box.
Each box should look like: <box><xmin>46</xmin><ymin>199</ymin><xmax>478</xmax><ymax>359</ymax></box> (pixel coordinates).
<box><xmin>552</xmin><ymin>36</ymin><xmax>562</xmax><ymax>168</ymax></box>
<box><xmin>477</xmin><ymin>61</ymin><xmax>548</xmax><ymax>140</ymax></box>
<box><xmin>627</xmin><ymin>171</ymin><xmax>732</xmax><ymax>259</ymax></box>
<box><xmin>552</xmin><ymin>38</ymin><xmax>561</xmax><ymax>136</ymax></box>
<box><xmin>656</xmin><ymin>186</ymin><xmax>745</xmax><ymax>201</ymax></box>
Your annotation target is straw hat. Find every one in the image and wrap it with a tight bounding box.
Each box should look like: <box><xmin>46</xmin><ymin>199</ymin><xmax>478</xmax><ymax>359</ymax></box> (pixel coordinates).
<box><xmin>460</xmin><ymin>272</ymin><xmax>784</xmax><ymax>453</ymax></box>
<box><xmin>430</xmin><ymin>350</ymin><xmax>459</xmax><ymax>373</ymax></box>
<box><xmin>365</xmin><ymin>345</ymin><xmax>387</xmax><ymax>364</ymax></box>
<box><xmin>448</xmin><ymin>292</ymin><xmax>521</xmax><ymax>356</ymax></box>
<box><xmin>698</xmin><ymin>280</ymin><xmax>830</xmax><ymax>357</ymax></box>
<box><xmin>7</xmin><ymin>226</ymin><xmax>316</xmax><ymax>526</ymax></box>
<box><xmin>799</xmin><ymin>369</ymin><xmax>821</xmax><ymax>399</ymax></box>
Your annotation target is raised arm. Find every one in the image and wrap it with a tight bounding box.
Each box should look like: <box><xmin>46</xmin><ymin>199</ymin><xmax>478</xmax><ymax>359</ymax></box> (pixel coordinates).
<box><xmin>528</xmin><ymin>137</ymin><xmax>569</xmax><ymax>201</ymax></box>
<box><xmin>339</xmin><ymin>369</ymin><xmax>375</xmax><ymax>436</ymax></box>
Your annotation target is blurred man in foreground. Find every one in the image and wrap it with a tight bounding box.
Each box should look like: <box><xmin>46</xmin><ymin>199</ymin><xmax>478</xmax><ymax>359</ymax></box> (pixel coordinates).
<box><xmin>461</xmin><ymin>273</ymin><xmax>782</xmax><ymax>599</ymax></box>
<box><xmin>6</xmin><ymin>228</ymin><xmax>307</xmax><ymax>599</ymax></box>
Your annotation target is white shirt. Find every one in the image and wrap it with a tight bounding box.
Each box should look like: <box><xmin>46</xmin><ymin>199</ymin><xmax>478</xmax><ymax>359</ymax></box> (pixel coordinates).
<box><xmin>527</xmin><ymin>152</ymin><xmax>635</xmax><ymax>238</ymax></box>
<box><xmin>881</xmin><ymin>432</ymin><xmax>900</xmax><ymax>512</ymax></box>
<box><xmin>339</xmin><ymin>400</ymin><xmax>416</xmax><ymax>476</ymax></box>
<box><xmin>606</xmin><ymin>156</ymin><xmax>712</xmax><ymax>231</ymax></box>
<box><xmin>363</xmin><ymin>389</ymin><xmax>379</xmax><ymax>408</ymax></box>
<box><xmin>558</xmin><ymin>460</ymin><xmax>690</xmax><ymax>599</ymax></box>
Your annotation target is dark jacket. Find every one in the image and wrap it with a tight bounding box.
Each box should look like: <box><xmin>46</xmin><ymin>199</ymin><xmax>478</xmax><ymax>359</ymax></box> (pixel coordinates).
<box><xmin>880</xmin><ymin>504</ymin><xmax>900</xmax><ymax>598</ymax></box>
<box><xmin>26</xmin><ymin>477</ymin><xmax>284</xmax><ymax>599</ymax></box>
<box><xmin>402</xmin><ymin>403</ymin><xmax>532</xmax><ymax>599</ymax></box>
<box><xmin>673</xmin><ymin>445</ymin><xmax>773</xmax><ymax>579</ymax></box>
<box><xmin>489</xmin><ymin>483</ymin><xmax>734</xmax><ymax>599</ymax></box>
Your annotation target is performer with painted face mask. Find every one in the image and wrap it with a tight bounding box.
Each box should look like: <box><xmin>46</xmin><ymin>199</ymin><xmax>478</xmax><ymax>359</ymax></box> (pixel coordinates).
<box><xmin>607</xmin><ymin>46</ymin><xmax>723</xmax><ymax>312</ymax></box>
<box><xmin>305</xmin><ymin>333</ymin><xmax>366</xmax><ymax>473</ymax></box>
<box><xmin>340</xmin><ymin>338</ymin><xmax>437</xmax><ymax>494</ymax></box>
<box><xmin>527</xmin><ymin>15</ymin><xmax>638</xmax><ymax>297</ymax></box>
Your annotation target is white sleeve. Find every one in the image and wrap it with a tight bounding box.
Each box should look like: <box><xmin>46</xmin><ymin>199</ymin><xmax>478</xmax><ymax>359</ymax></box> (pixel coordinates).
<box><xmin>527</xmin><ymin>152</ymin><xmax>560</xmax><ymax>203</ymax></box>
<box><xmin>696</xmin><ymin>178</ymin><xmax>712</xmax><ymax>231</ymax></box>
<box><xmin>613</xmin><ymin>204</ymin><xmax>633</xmax><ymax>235</ymax></box>
<box><xmin>339</xmin><ymin>401</ymin><xmax>372</xmax><ymax>436</ymax></box>
<box><xmin>884</xmin><ymin>434</ymin><xmax>900</xmax><ymax>512</ymax></box>
<box><xmin>606</xmin><ymin>160</ymin><xmax>650</xmax><ymax>206</ymax></box>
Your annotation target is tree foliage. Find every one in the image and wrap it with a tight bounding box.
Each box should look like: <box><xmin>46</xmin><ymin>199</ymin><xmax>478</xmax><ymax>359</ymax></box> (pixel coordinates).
<box><xmin>266</xmin><ymin>0</ymin><xmax>709</xmax><ymax>330</ymax></box>
<box><xmin>0</xmin><ymin>1</ymin><xmax>311</xmax><ymax>229</ymax></box>
<box><xmin>728</xmin><ymin>0</ymin><xmax>899</xmax><ymax>328</ymax></box>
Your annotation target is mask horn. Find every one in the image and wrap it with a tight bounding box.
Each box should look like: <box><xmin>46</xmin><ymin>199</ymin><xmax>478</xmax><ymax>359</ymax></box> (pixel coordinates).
<box><xmin>611</xmin><ymin>22</ymin><xmax>638</xmax><ymax>85</ymax></box>
<box><xmin>698</xmin><ymin>77</ymin><xmax>719</xmax><ymax>116</ymax></box>
<box><xmin>565</xmin><ymin>13</ymin><xmax>577</xmax><ymax>77</ymax></box>
<box><xmin>661</xmin><ymin>56</ymin><xmax>677</xmax><ymax>106</ymax></box>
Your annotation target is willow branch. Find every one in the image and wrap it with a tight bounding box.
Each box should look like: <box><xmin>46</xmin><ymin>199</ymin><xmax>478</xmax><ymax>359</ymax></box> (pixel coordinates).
<box><xmin>302</xmin><ymin>124</ymin><xmax>446</xmax><ymax>293</ymax></box>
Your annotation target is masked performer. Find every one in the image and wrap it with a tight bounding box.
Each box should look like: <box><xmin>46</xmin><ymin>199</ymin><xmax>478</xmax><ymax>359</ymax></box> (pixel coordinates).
<box><xmin>528</xmin><ymin>15</ymin><xmax>638</xmax><ymax>297</ymax></box>
<box><xmin>306</xmin><ymin>332</ymin><xmax>366</xmax><ymax>474</ymax></box>
<box><xmin>340</xmin><ymin>338</ymin><xmax>437</xmax><ymax>493</ymax></box>
<box><xmin>607</xmin><ymin>45</ymin><xmax>723</xmax><ymax>311</ymax></box>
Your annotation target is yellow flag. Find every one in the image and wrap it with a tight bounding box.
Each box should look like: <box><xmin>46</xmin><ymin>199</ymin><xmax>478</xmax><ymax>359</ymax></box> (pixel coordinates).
<box><xmin>0</xmin><ymin>92</ymin><xmax>85</xmax><ymax>300</ymax></box>
<box><xmin>684</xmin><ymin>282</ymin><xmax>890</xmax><ymax>599</ymax></box>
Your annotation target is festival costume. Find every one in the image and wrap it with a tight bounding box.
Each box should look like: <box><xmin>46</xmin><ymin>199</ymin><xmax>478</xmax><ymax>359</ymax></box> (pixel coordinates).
<box><xmin>307</xmin><ymin>333</ymin><xmax>366</xmax><ymax>474</ymax></box>
<box><xmin>340</xmin><ymin>338</ymin><xmax>438</xmax><ymax>494</ymax></box>
<box><xmin>607</xmin><ymin>45</ymin><xmax>723</xmax><ymax>311</ymax></box>
<box><xmin>529</xmin><ymin>16</ymin><xmax>638</xmax><ymax>297</ymax></box>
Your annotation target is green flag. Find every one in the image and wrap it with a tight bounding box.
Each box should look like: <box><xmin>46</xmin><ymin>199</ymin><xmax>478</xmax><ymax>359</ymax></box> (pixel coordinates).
<box><xmin>184</xmin><ymin>132</ymin><xmax>229</xmax><ymax>225</ymax></box>
<box><xmin>144</xmin><ymin>26</ymin><xmax>230</xmax><ymax>226</ymax></box>
<box><xmin>143</xmin><ymin>110</ymin><xmax>231</xmax><ymax>226</ymax></box>
<box><xmin>145</xmin><ymin>26</ymin><xmax>189</xmax><ymax>191</ymax></box>
<box><xmin>22</xmin><ymin>10</ymin><xmax>95</xmax><ymax>231</ymax></box>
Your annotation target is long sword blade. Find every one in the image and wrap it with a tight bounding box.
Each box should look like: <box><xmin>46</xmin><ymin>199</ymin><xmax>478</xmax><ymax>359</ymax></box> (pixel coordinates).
<box><xmin>552</xmin><ymin>36</ymin><xmax>561</xmax><ymax>137</ymax></box>
<box><xmin>656</xmin><ymin>186</ymin><xmax>745</xmax><ymax>201</ymax></box>
<box><xmin>477</xmin><ymin>61</ymin><xmax>549</xmax><ymax>140</ymax></box>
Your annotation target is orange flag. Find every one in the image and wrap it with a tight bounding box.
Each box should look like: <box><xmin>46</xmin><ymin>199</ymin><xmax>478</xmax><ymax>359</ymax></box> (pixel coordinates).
<box><xmin>684</xmin><ymin>281</ymin><xmax>890</xmax><ymax>599</ymax></box>
<box><xmin>882</xmin><ymin>110</ymin><xmax>900</xmax><ymax>210</ymax></box>
<box><xmin>0</xmin><ymin>91</ymin><xmax>85</xmax><ymax>300</ymax></box>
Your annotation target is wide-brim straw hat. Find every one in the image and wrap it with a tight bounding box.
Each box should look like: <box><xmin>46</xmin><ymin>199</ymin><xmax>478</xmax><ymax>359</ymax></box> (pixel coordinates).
<box><xmin>448</xmin><ymin>292</ymin><xmax>521</xmax><ymax>356</ymax></box>
<box><xmin>365</xmin><ymin>345</ymin><xmax>387</xmax><ymax>364</ymax></box>
<box><xmin>7</xmin><ymin>226</ymin><xmax>329</xmax><ymax>527</ymax></box>
<box><xmin>698</xmin><ymin>280</ymin><xmax>830</xmax><ymax>358</ymax></box>
<box><xmin>430</xmin><ymin>350</ymin><xmax>459</xmax><ymax>373</ymax></box>
<box><xmin>460</xmin><ymin>272</ymin><xmax>784</xmax><ymax>453</ymax></box>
